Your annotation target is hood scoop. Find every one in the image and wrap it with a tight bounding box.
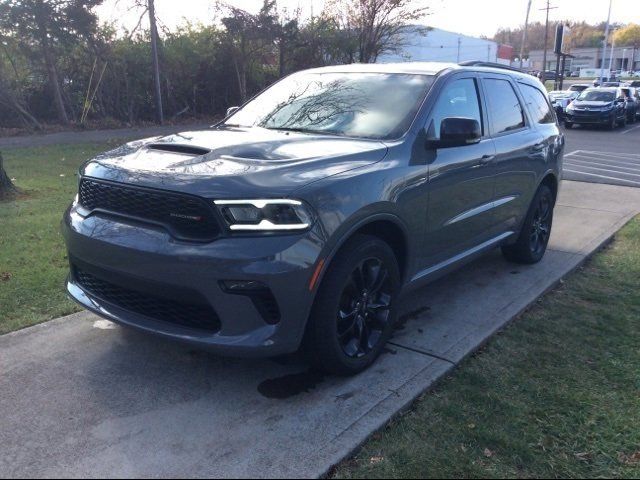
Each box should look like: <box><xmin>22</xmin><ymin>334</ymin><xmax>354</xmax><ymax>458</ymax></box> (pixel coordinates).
<box><xmin>147</xmin><ymin>143</ymin><xmax>211</xmax><ymax>156</ymax></box>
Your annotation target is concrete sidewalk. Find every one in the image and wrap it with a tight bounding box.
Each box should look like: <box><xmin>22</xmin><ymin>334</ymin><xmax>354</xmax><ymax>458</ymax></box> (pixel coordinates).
<box><xmin>2</xmin><ymin>180</ymin><xmax>640</xmax><ymax>478</ymax></box>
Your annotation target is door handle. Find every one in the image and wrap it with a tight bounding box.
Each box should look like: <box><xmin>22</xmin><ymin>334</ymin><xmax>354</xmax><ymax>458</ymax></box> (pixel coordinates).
<box><xmin>479</xmin><ymin>155</ymin><xmax>495</xmax><ymax>166</ymax></box>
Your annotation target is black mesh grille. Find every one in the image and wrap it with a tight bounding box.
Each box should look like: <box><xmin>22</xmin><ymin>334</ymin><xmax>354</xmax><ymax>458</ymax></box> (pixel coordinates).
<box><xmin>74</xmin><ymin>267</ymin><xmax>221</xmax><ymax>332</ymax></box>
<box><xmin>78</xmin><ymin>178</ymin><xmax>220</xmax><ymax>242</ymax></box>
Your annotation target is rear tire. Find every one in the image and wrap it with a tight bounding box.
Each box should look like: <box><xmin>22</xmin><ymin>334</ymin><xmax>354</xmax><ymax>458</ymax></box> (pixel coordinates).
<box><xmin>304</xmin><ymin>234</ymin><xmax>400</xmax><ymax>376</ymax></box>
<box><xmin>564</xmin><ymin>121</ymin><xmax>573</xmax><ymax>129</ymax></box>
<box><xmin>502</xmin><ymin>185</ymin><xmax>554</xmax><ymax>265</ymax></box>
<box><xmin>619</xmin><ymin>115</ymin><xmax>627</xmax><ymax>128</ymax></box>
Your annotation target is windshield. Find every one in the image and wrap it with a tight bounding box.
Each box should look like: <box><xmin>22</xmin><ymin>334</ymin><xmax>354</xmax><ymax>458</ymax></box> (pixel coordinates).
<box><xmin>577</xmin><ymin>90</ymin><xmax>615</xmax><ymax>102</ymax></box>
<box><xmin>225</xmin><ymin>72</ymin><xmax>435</xmax><ymax>140</ymax></box>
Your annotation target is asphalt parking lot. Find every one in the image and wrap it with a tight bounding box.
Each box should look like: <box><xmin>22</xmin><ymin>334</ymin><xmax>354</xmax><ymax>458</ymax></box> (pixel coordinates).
<box><xmin>563</xmin><ymin>122</ymin><xmax>640</xmax><ymax>187</ymax></box>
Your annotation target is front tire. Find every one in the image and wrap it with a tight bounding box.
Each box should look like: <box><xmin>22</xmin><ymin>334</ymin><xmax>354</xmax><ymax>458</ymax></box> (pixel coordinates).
<box><xmin>304</xmin><ymin>235</ymin><xmax>400</xmax><ymax>376</ymax></box>
<box><xmin>502</xmin><ymin>185</ymin><xmax>554</xmax><ymax>265</ymax></box>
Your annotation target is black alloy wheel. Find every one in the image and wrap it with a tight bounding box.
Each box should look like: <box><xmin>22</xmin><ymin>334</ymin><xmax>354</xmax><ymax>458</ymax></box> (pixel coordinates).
<box><xmin>529</xmin><ymin>192</ymin><xmax>552</xmax><ymax>258</ymax></box>
<box><xmin>502</xmin><ymin>184</ymin><xmax>555</xmax><ymax>265</ymax></box>
<box><xmin>337</xmin><ymin>257</ymin><xmax>392</xmax><ymax>359</ymax></box>
<box><xmin>305</xmin><ymin>234</ymin><xmax>400</xmax><ymax>376</ymax></box>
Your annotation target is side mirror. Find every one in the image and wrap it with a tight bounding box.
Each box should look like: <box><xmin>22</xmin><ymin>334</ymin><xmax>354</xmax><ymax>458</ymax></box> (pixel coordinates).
<box><xmin>226</xmin><ymin>106</ymin><xmax>240</xmax><ymax>117</ymax></box>
<box><xmin>428</xmin><ymin>117</ymin><xmax>481</xmax><ymax>149</ymax></box>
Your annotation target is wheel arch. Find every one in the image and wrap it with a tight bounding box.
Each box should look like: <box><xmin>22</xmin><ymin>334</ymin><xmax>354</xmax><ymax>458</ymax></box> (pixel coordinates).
<box><xmin>312</xmin><ymin>212</ymin><xmax>411</xmax><ymax>296</ymax></box>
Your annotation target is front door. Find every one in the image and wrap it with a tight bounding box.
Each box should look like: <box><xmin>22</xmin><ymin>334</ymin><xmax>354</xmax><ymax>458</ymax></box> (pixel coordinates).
<box><xmin>422</xmin><ymin>76</ymin><xmax>497</xmax><ymax>268</ymax></box>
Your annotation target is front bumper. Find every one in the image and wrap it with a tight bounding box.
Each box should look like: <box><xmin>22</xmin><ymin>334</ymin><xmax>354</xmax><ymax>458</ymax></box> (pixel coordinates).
<box><xmin>62</xmin><ymin>204</ymin><xmax>325</xmax><ymax>357</ymax></box>
<box><xmin>565</xmin><ymin>110</ymin><xmax>614</xmax><ymax>124</ymax></box>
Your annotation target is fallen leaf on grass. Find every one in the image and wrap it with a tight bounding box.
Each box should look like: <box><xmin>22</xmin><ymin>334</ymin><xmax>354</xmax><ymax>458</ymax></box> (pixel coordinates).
<box><xmin>1</xmin><ymin>272</ymin><xmax>11</xmax><ymax>282</ymax></box>
<box><xmin>575</xmin><ymin>452</ymin><xmax>591</xmax><ymax>462</ymax></box>
<box><xmin>484</xmin><ymin>448</ymin><xmax>495</xmax><ymax>458</ymax></box>
<box><xmin>370</xmin><ymin>456</ymin><xmax>384</xmax><ymax>465</ymax></box>
<box><xmin>619</xmin><ymin>451</ymin><xmax>640</xmax><ymax>466</ymax></box>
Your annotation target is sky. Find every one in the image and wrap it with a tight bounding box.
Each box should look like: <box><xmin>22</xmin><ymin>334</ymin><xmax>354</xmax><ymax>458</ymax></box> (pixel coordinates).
<box><xmin>96</xmin><ymin>0</ymin><xmax>640</xmax><ymax>39</ymax></box>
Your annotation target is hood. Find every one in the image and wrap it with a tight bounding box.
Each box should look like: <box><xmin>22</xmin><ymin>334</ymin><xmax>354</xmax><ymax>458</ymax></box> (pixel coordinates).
<box><xmin>571</xmin><ymin>100</ymin><xmax>614</xmax><ymax>109</ymax></box>
<box><xmin>81</xmin><ymin>126</ymin><xmax>388</xmax><ymax>198</ymax></box>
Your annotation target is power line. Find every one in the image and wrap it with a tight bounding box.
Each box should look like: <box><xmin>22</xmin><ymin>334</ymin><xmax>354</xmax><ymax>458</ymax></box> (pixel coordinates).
<box><xmin>540</xmin><ymin>0</ymin><xmax>558</xmax><ymax>82</ymax></box>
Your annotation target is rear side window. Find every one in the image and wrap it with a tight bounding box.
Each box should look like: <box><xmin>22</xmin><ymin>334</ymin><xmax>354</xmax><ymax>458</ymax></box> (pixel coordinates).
<box><xmin>483</xmin><ymin>78</ymin><xmax>526</xmax><ymax>134</ymax></box>
<box><xmin>520</xmin><ymin>83</ymin><xmax>555</xmax><ymax>124</ymax></box>
<box><xmin>429</xmin><ymin>78</ymin><xmax>483</xmax><ymax>139</ymax></box>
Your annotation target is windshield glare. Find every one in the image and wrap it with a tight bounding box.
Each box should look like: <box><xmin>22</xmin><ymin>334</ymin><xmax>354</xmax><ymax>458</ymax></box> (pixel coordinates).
<box><xmin>225</xmin><ymin>72</ymin><xmax>435</xmax><ymax>139</ymax></box>
<box><xmin>577</xmin><ymin>90</ymin><xmax>615</xmax><ymax>102</ymax></box>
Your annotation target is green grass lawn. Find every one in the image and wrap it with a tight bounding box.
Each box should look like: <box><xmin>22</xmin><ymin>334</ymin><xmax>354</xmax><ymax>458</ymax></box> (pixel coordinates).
<box><xmin>335</xmin><ymin>218</ymin><xmax>640</xmax><ymax>479</ymax></box>
<box><xmin>0</xmin><ymin>142</ymin><xmax>117</xmax><ymax>334</ymax></box>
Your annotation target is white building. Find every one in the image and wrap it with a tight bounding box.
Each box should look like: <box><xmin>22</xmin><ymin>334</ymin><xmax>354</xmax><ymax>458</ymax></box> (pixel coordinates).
<box><xmin>377</xmin><ymin>26</ymin><xmax>508</xmax><ymax>65</ymax></box>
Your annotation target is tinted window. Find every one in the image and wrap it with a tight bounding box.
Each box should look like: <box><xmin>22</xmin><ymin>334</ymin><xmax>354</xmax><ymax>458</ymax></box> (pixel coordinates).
<box><xmin>429</xmin><ymin>78</ymin><xmax>483</xmax><ymax>139</ymax></box>
<box><xmin>521</xmin><ymin>84</ymin><xmax>555</xmax><ymax>124</ymax></box>
<box><xmin>484</xmin><ymin>78</ymin><xmax>526</xmax><ymax>134</ymax></box>
<box><xmin>226</xmin><ymin>72</ymin><xmax>434</xmax><ymax>140</ymax></box>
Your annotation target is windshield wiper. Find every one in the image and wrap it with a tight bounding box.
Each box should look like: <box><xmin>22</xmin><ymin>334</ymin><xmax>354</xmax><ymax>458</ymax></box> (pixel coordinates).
<box><xmin>264</xmin><ymin>126</ymin><xmax>340</xmax><ymax>136</ymax></box>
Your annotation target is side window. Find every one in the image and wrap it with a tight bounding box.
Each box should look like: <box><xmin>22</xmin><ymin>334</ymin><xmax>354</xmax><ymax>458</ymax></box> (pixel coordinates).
<box><xmin>483</xmin><ymin>78</ymin><xmax>526</xmax><ymax>134</ymax></box>
<box><xmin>520</xmin><ymin>83</ymin><xmax>555</xmax><ymax>124</ymax></box>
<box><xmin>429</xmin><ymin>78</ymin><xmax>483</xmax><ymax>139</ymax></box>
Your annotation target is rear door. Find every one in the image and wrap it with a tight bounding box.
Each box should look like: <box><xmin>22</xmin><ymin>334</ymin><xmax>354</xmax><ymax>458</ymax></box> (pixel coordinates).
<box><xmin>480</xmin><ymin>75</ymin><xmax>547</xmax><ymax>234</ymax></box>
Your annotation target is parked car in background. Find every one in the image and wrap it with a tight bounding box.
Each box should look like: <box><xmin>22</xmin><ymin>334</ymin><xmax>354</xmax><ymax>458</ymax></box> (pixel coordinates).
<box><xmin>62</xmin><ymin>62</ymin><xmax>563</xmax><ymax>375</ymax></box>
<box><xmin>629</xmin><ymin>80</ymin><xmax>640</xmax><ymax>88</ymax></box>
<box><xmin>601</xmin><ymin>81</ymin><xmax>625</xmax><ymax>87</ymax></box>
<box><xmin>632</xmin><ymin>88</ymin><xmax>640</xmax><ymax>120</ymax></box>
<box><xmin>565</xmin><ymin>87</ymin><xmax>628</xmax><ymax>129</ymax></box>
<box><xmin>569</xmin><ymin>84</ymin><xmax>591</xmax><ymax>93</ymax></box>
<box><xmin>620</xmin><ymin>87</ymin><xmax>638</xmax><ymax>123</ymax></box>
<box><xmin>549</xmin><ymin>90</ymin><xmax>579</xmax><ymax>121</ymax></box>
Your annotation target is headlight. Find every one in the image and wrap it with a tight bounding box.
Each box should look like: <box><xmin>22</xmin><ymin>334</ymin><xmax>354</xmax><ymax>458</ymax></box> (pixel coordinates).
<box><xmin>214</xmin><ymin>199</ymin><xmax>313</xmax><ymax>231</ymax></box>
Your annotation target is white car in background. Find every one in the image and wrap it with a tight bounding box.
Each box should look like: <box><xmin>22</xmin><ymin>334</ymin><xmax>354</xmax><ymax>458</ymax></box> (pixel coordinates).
<box><xmin>549</xmin><ymin>90</ymin><xmax>579</xmax><ymax>120</ymax></box>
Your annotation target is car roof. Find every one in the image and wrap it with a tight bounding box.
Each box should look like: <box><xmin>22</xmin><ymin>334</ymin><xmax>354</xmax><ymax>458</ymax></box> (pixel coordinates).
<box><xmin>301</xmin><ymin>62</ymin><xmax>536</xmax><ymax>82</ymax></box>
<box><xmin>303</xmin><ymin>62</ymin><xmax>459</xmax><ymax>76</ymax></box>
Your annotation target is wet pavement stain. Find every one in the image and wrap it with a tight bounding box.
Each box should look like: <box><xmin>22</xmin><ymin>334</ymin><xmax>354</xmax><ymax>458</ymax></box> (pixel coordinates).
<box><xmin>335</xmin><ymin>391</ymin><xmax>355</xmax><ymax>402</ymax></box>
<box><xmin>257</xmin><ymin>369</ymin><xmax>326</xmax><ymax>399</ymax></box>
<box><xmin>396</xmin><ymin>306</ymin><xmax>431</xmax><ymax>330</ymax></box>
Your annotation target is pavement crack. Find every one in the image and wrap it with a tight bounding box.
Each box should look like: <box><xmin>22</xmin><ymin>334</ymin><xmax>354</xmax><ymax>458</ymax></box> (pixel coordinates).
<box><xmin>388</xmin><ymin>342</ymin><xmax>456</xmax><ymax>365</ymax></box>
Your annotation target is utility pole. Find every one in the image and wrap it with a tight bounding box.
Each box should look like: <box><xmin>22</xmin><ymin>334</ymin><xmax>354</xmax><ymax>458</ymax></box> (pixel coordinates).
<box><xmin>608</xmin><ymin>35</ymin><xmax>615</xmax><ymax>74</ymax></box>
<box><xmin>519</xmin><ymin>0</ymin><xmax>533</xmax><ymax>70</ymax></box>
<box><xmin>148</xmin><ymin>0</ymin><xmax>164</xmax><ymax>124</ymax></box>
<box><xmin>457</xmin><ymin>37</ymin><xmax>462</xmax><ymax>63</ymax></box>
<box><xmin>599</xmin><ymin>0</ymin><xmax>613</xmax><ymax>84</ymax></box>
<box><xmin>540</xmin><ymin>0</ymin><xmax>558</xmax><ymax>84</ymax></box>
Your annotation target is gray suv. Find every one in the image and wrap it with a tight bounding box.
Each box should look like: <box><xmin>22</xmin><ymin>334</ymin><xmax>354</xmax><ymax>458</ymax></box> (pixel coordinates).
<box><xmin>63</xmin><ymin>62</ymin><xmax>563</xmax><ymax>375</ymax></box>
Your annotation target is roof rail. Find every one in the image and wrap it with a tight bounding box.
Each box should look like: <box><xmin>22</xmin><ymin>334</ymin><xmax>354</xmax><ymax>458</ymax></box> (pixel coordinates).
<box><xmin>459</xmin><ymin>61</ymin><xmax>524</xmax><ymax>73</ymax></box>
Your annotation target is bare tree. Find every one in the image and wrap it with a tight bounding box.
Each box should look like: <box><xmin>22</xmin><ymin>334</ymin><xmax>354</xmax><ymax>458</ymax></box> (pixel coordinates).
<box><xmin>326</xmin><ymin>0</ymin><xmax>430</xmax><ymax>63</ymax></box>
<box><xmin>217</xmin><ymin>1</ymin><xmax>277</xmax><ymax>103</ymax></box>
<box><xmin>148</xmin><ymin>0</ymin><xmax>164</xmax><ymax>124</ymax></box>
<box><xmin>0</xmin><ymin>152</ymin><xmax>19</xmax><ymax>200</ymax></box>
<box><xmin>0</xmin><ymin>0</ymin><xmax>104</xmax><ymax>125</ymax></box>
